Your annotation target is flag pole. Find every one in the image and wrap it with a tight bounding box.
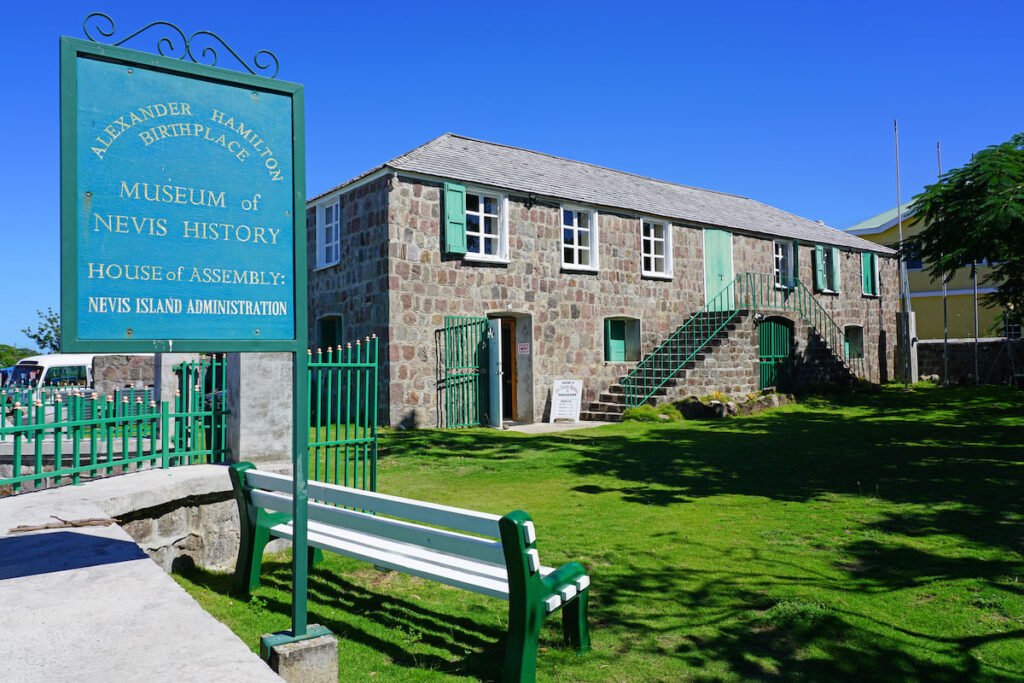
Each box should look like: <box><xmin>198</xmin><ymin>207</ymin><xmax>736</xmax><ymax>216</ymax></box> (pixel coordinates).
<box><xmin>938</xmin><ymin>142</ymin><xmax>949</xmax><ymax>385</ymax></box>
<box><xmin>895</xmin><ymin>119</ymin><xmax>912</xmax><ymax>387</ymax></box>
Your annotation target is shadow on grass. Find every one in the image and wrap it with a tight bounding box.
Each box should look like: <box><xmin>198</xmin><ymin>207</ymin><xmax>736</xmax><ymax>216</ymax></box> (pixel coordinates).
<box><xmin>179</xmin><ymin>558</ymin><xmax>506</xmax><ymax>681</ymax></box>
<box><xmin>377</xmin><ymin>385</ymin><xmax>1024</xmax><ymax>680</ymax></box>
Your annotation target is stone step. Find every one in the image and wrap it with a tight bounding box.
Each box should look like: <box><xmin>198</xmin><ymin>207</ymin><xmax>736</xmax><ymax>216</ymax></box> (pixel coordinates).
<box><xmin>580</xmin><ymin>411</ymin><xmax>623</xmax><ymax>423</ymax></box>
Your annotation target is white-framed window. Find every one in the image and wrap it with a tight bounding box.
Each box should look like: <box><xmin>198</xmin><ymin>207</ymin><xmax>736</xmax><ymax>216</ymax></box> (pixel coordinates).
<box><xmin>464</xmin><ymin>189</ymin><xmax>508</xmax><ymax>261</ymax></box>
<box><xmin>641</xmin><ymin>219</ymin><xmax>672</xmax><ymax>278</ymax></box>
<box><xmin>774</xmin><ymin>241</ymin><xmax>794</xmax><ymax>288</ymax></box>
<box><xmin>561</xmin><ymin>206</ymin><xmax>599</xmax><ymax>270</ymax></box>
<box><xmin>316</xmin><ymin>198</ymin><xmax>341</xmax><ymax>268</ymax></box>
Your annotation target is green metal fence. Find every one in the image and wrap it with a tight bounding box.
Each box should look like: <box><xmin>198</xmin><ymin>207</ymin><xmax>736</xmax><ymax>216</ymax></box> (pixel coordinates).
<box><xmin>1</xmin><ymin>355</ymin><xmax>224</xmax><ymax>493</ymax></box>
<box><xmin>441</xmin><ymin>316</ymin><xmax>489</xmax><ymax>428</ymax></box>
<box><xmin>622</xmin><ymin>272</ymin><xmax>864</xmax><ymax>407</ymax></box>
<box><xmin>308</xmin><ymin>336</ymin><xmax>378</xmax><ymax>491</ymax></box>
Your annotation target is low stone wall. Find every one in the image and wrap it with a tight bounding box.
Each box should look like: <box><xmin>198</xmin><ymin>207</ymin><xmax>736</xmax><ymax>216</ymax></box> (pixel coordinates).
<box><xmin>917</xmin><ymin>338</ymin><xmax>1024</xmax><ymax>385</ymax></box>
<box><xmin>0</xmin><ymin>464</ymin><xmax>290</xmax><ymax>575</ymax></box>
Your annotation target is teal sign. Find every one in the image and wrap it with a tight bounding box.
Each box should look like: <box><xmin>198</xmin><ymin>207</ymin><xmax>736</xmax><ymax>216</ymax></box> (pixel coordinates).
<box><xmin>61</xmin><ymin>38</ymin><xmax>305</xmax><ymax>352</ymax></box>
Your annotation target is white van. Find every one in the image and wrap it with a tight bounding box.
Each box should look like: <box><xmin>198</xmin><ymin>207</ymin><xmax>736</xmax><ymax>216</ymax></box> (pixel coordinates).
<box><xmin>6</xmin><ymin>354</ymin><xmax>97</xmax><ymax>394</ymax></box>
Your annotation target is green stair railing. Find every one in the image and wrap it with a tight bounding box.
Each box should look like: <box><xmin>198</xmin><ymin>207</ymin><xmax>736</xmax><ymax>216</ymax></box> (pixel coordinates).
<box><xmin>621</xmin><ymin>273</ymin><xmax>863</xmax><ymax>407</ymax></box>
<box><xmin>622</xmin><ymin>275</ymin><xmax>745</xmax><ymax>407</ymax></box>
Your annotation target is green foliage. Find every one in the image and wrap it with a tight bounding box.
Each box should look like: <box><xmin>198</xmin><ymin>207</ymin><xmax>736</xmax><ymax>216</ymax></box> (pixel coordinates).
<box><xmin>0</xmin><ymin>344</ymin><xmax>38</xmax><ymax>367</ymax></box>
<box><xmin>178</xmin><ymin>386</ymin><xmax>1024</xmax><ymax>681</ymax></box>
<box><xmin>622</xmin><ymin>403</ymin><xmax>683</xmax><ymax>422</ymax></box>
<box><xmin>909</xmin><ymin>132</ymin><xmax>1024</xmax><ymax>313</ymax></box>
<box><xmin>20</xmin><ymin>307</ymin><xmax>60</xmax><ymax>354</ymax></box>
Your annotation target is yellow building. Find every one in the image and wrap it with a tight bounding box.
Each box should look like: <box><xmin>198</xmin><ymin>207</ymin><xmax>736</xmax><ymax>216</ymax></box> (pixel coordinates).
<box><xmin>847</xmin><ymin>205</ymin><xmax>1005</xmax><ymax>340</ymax></box>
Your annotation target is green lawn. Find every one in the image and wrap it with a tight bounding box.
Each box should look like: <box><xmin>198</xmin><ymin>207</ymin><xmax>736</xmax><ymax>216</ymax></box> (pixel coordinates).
<box><xmin>175</xmin><ymin>385</ymin><xmax>1024</xmax><ymax>681</ymax></box>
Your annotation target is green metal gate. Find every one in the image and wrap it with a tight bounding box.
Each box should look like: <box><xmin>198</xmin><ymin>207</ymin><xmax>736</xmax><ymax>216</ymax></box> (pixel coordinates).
<box><xmin>758</xmin><ymin>317</ymin><xmax>793</xmax><ymax>390</ymax></box>
<box><xmin>308</xmin><ymin>336</ymin><xmax>379</xmax><ymax>490</ymax></box>
<box><xmin>443</xmin><ymin>316</ymin><xmax>489</xmax><ymax>428</ymax></box>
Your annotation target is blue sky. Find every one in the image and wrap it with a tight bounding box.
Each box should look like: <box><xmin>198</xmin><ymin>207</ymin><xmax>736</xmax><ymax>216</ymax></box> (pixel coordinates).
<box><xmin>2</xmin><ymin>1</ymin><xmax>1021</xmax><ymax>347</ymax></box>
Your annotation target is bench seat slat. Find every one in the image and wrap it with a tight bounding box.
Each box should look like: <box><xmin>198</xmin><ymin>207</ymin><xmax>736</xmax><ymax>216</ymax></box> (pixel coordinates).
<box><xmin>247</xmin><ymin>470</ymin><xmax>501</xmax><ymax>537</ymax></box>
<box><xmin>305</xmin><ymin>521</ymin><xmax>512</xmax><ymax>582</ymax></box>
<box><xmin>270</xmin><ymin>522</ymin><xmax>513</xmax><ymax>600</ymax></box>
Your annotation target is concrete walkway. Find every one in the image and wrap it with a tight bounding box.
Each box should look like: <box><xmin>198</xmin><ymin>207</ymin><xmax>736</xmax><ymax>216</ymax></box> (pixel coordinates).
<box><xmin>504</xmin><ymin>420</ymin><xmax>610</xmax><ymax>434</ymax></box>
<box><xmin>0</xmin><ymin>468</ymin><xmax>281</xmax><ymax>683</ymax></box>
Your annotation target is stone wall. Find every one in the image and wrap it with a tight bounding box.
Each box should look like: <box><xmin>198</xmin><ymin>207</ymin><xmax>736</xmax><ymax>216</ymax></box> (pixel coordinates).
<box><xmin>93</xmin><ymin>355</ymin><xmax>155</xmax><ymax>396</ymax></box>
<box><xmin>675</xmin><ymin>316</ymin><xmax>760</xmax><ymax>396</ymax></box>
<box><xmin>307</xmin><ymin>176</ymin><xmax>392</xmax><ymax>424</ymax></box>
<box><xmin>918</xmin><ymin>338</ymin><xmax>1024</xmax><ymax>385</ymax></box>
<box><xmin>377</xmin><ymin>176</ymin><xmax>900</xmax><ymax>426</ymax></box>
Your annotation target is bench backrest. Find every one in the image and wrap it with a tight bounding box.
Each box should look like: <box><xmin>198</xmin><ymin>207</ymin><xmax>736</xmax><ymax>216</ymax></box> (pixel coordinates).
<box><xmin>244</xmin><ymin>468</ymin><xmax>507</xmax><ymax>566</ymax></box>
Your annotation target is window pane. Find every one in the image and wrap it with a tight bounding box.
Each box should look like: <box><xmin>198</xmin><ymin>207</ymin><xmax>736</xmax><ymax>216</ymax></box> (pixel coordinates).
<box><xmin>483</xmin><ymin>196</ymin><xmax>497</xmax><ymax>214</ymax></box>
<box><xmin>563</xmin><ymin>209</ymin><xmax>573</xmax><ymax>226</ymax></box>
<box><xmin>578</xmin><ymin>230</ymin><xmax>590</xmax><ymax>249</ymax></box>
<box><xmin>467</xmin><ymin>235</ymin><xmax>480</xmax><ymax>254</ymax></box>
<box><xmin>578</xmin><ymin>212</ymin><xmax>589</xmax><ymax>229</ymax></box>
<box><xmin>466</xmin><ymin>194</ymin><xmax>479</xmax><ymax>213</ymax></box>
<box><xmin>563</xmin><ymin>227</ymin><xmax>575</xmax><ymax>245</ymax></box>
<box><xmin>654</xmin><ymin>240</ymin><xmax>664</xmax><ymax>257</ymax></box>
<box><xmin>578</xmin><ymin>247</ymin><xmax>590</xmax><ymax>266</ymax></box>
<box><xmin>484</xmin><ymin>216</ymin><xmax>497</xmax><ymax>235</ymax></box>
<box><xmin>484</xmin><ymin>237</ymin><xmax>496</xmax><ymax>255</ymax></box>
<box><xmin>642</xmin><ymin>222</ymin><xmax>651</xmax><ymax>238</ymax></box>
<box><xmin>564</xmin><ymin>247</ymin><xmax>573</xmax><ymax>263</ymax></box>
<box><xmin>466</xmin><ymin>214</ymin><xmax>480</xmax><ymax>235</ymax></box>
<box><xmin>643</xmin><ymin>256</ymin><xmax>651</xmax><ymax>271</ymax></box>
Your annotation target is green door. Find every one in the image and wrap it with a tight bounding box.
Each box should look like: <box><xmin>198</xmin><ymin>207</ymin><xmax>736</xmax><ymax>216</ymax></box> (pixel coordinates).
<box><xmin>704</xmin><ymin>229</ymin><xmax>734</xmax><ymax>311</ymax></box>
<box><xmin>758</xmin><ymin>317</ymin><xmax>793</xmax><ymax>390</ymax></box>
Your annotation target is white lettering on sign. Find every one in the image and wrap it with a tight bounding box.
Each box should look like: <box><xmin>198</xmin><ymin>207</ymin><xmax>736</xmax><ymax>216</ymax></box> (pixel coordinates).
<box><xmin>549</xmin><ymin>379</ymin><xmax>583</xmax><ymax>424</ymax></box>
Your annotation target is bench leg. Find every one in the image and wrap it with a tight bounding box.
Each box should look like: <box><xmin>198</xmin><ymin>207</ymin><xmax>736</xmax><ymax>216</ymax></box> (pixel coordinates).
<box><xmin>503</xmin><ymin>604</ymin><xmax>542</xmax><ymax>683</ymax></box>
<box><xmin>561</xmin><ymin>588</ymin><xmax>590</xmax><ymax>653</ymax></box>
<box><xmin>310</xmin><ymin>546</ymin><xmax>323</xmax><ymax>567</ymax></box>
<box><xmin>240</xmin><ymin>523</ymin><xmax>273</xmax><ymax>594</ymax></box>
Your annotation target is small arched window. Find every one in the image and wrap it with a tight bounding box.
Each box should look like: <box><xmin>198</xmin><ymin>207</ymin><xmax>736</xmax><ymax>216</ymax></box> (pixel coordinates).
<box><xmin>844</xmin><ymin>325</ymin><xmax>864</xmax><ymax>360</ymax></box>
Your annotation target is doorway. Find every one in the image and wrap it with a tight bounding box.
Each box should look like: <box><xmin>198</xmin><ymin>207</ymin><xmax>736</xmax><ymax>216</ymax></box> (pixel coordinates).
<box><xmin>500</xmin><ymin>318</ymin><xmax>517</xmax><ymax>421</ymax></box>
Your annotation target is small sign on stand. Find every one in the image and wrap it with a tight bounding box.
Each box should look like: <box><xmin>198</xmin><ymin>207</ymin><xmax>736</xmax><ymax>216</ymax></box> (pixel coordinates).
<box><xmin>549</xmin><ymin>379</ymin><xmax>583</xmax><ymax>423</ymax></box>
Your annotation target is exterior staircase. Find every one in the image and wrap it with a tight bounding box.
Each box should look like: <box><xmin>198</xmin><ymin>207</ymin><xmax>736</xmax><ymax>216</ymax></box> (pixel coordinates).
<box><xmin>582</xmin><ymin>273</ymin><xmax>864</xmax><ymax>423</ymax></box>
<box><xmin>581</xmin><ymin>310</ymin><xmax>747</xmax><ymax>422</ymax></box>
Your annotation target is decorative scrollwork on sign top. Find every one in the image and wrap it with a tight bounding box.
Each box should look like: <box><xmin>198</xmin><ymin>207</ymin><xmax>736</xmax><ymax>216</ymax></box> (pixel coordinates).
<box><xmin>82</xmin><ymin>12</ymin><xmax>280</xmax><ymax>79</ymax></box>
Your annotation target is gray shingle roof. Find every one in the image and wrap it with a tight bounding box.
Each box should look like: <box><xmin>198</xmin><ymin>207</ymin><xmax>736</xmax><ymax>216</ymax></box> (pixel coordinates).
<box><xmin>322</xmin><ymin>133</ymin><xmax>895</xmax><ymax>255</ymax></box>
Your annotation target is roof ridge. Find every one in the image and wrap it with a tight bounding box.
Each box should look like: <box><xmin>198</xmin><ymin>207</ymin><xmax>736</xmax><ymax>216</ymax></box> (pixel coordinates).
<box><xmin>431</xmin><ymin>133</ymin><xmax>757</xmax><ymax>204</ymax></box>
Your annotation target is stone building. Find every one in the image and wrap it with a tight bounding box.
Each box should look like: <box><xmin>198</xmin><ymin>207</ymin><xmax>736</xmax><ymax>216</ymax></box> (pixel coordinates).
<box><xmin>307</xmin><ymin>134</ymin><xmax>898</xmax><ymax>427</ymax></box>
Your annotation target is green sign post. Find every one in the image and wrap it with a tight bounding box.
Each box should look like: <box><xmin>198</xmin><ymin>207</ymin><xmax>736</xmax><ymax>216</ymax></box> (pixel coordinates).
<box><xmin>60</xmin><ymin>14</ymin><xmax>322</xmax><ymax>650</ymax></box>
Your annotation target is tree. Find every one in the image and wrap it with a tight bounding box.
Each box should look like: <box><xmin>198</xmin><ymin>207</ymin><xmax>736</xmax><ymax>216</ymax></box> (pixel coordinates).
<box><xmin>21</xmin><ymin>307</ymin><xmax>61</xmax><ymax>354</ymax></box>
<box><xmin>909</xmin><ymin>132</ymin><xmax>1024</xmax><ymax>315</ymax></box>
<box><xmin>0</xmin><ymin>344</ymin><xmax>38</xmax><ymax>367</ymax></box>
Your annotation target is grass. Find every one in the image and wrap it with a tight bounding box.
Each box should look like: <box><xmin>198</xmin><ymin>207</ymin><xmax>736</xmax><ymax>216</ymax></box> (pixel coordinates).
<box><xmin>174</xmin><ymin>384</ymin><xmax>1024</xmax><ymax>681</ymax></box>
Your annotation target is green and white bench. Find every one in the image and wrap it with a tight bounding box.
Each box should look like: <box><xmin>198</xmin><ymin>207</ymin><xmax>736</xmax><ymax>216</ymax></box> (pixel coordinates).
<box><xmin>229</xmin><ymin>462</ymin><xmax>591</xmax><ymax>682</ymax></box>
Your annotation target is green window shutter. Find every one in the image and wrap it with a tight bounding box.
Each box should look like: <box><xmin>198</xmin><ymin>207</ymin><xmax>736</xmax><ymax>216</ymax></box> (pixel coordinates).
<box><xmin>830</xmin><ymin>246</ymin><xmax>841</xmax><ymax>292</ymax></box>
<box><xmin>861</xmin><ymin>253</ymin><xmax>872</xmax><ymax>294</ymax></box>
<box><xmin>605</xmin><ymin>319</ymin><xmax>626</xmax><ymax>362</ymax></box>
<box><xmin>443</xmin><ymin>182</ymin><xmax>467</xmax><ymax>255</ymax></box>
<box><xmin>791</xmin><ymin>240</ymin><xmax>800</xmax><ymax>287</ymax></box>
<box><xmin>813</xmin><ymin>245</ymin><xmax>825</xmax><ymax>291</ymax></box>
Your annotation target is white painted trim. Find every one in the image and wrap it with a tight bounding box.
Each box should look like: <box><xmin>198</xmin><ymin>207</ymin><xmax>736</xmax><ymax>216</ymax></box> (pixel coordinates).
<box><xmin>640</xmin><ymin>217</ymin><xmax>673</xmax><ymax>278</ymax></box>
<box><xmin>559</xmin><ymin>204</ymin><xmax>600</xmax><ymax>271</ymax></box>
<box><xmin>307</xmin><ymin>167</ymin><xmax>390</xmax><ymax>206</ymax></box>
<box><xmin>462</xmin><ymin>186</ymin><xmax>509</xmax><ymax>261</ymax></box>
<box><xmin>910</xmin><ymin>287</ymin><xmax>998</xmax><ymax>298</ymax></box>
